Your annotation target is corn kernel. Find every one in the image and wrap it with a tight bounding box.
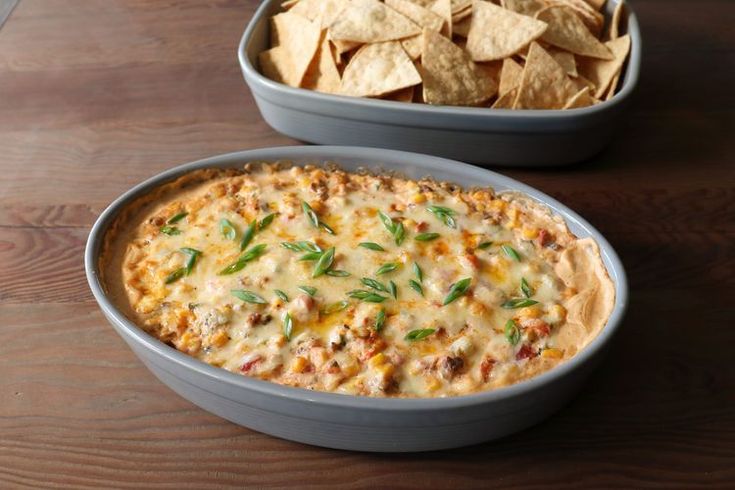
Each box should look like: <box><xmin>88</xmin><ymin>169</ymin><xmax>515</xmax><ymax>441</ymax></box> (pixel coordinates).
<box><xmin>542</xmin><ymin>348</ymin><xmax>563</xmax><ymax>359</ymax></box>
<box><xmin>425</xmin><ymin>376</ymin><xmax>442</xmax><ymax>392</ymax></box>
<box><xmin>522</xmin><ymin>227</ymin><xmax>538</xmax><ymax>240</ymax></box>
<box><xmin>290</xmin><ymin>356</ymin><xmax>309</xmax><ymax>373</ymax></box>
<box><xmin>411</xmin><ymin>193</ymin><xmax>427</xmax><ymax>204</ymax></box>
<box><xmin>489</xmin><ymin>199</ymin><xmax>506</xmax><ymax>211</ymax></box>
<box><xmin>376</xmin><ymin>363</ymin><xmax>395</xmax><ymax>377</ymax></box>
<box><xmin>211</xmin><ymin>330</ymin><xmax>229</xmax><ymax>347</ymax></box>
<box><xmin>368</xmin><ymin>352</ymin><xmax>387</xmax><ymax>368</ymax></box>
<box><xmin>552</xmin><ymin>304</ymin><xmax>567</xmax><ymax>320</ymax></box>
<box><xmin>341</xmin><ymin>358</ymin><xmax>359</xmax><ymax>377</ymax></box>
<box><xmin>519</xmin><ymin>305</ymin><xmax>541</xmax><ymax>318</ymax></box>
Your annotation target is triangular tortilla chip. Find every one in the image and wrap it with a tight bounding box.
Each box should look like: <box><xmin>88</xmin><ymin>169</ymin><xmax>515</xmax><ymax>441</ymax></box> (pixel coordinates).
<box><xmin>421</xmin><ymin>28</ymin><xmax>497</xmax><ymax>105</ymax></box>
<box><xmin>549</xmin><ymin>0</ymin><xmax>604</xmax><ymax>36</ymax></box>
<box><xmin>282</xmin><ymin>0</ymin><xmax>300</xmax><ymax>9</ymax></box>
<box><xmin>577</xmin><ymin>34</ymin><xmax>630</xmax><ymax>98</ymax></box>
<box><xmin>608</xmin><ymin>0</ymin><xmax>624</xmax><ymax>40</ymax></box>
<box><xmin>452</xmin><ymin>6</ymin><xmax>472</xmax><ymax>23</ymax></box>
<box><xmin>499</xmin><ymin>57</ymin><xmax>523</xmax><ymax>96</ymax></box>
<box><xmin>261</xmin><ymin>12</ymin><xmax>322</xmax><ymax>87</ymax></box>
<box><xmin>289</xmin><ymin>0</ymin><xmax>347</xmax><ymax>28</ymax></box>
<box><xmin>302</xmin><ymin>34</ymin><xmax>342</xmax><ymax>93</ymax></box>
<box><xmin>549</xmin><ymin>48</ymin><xmax>578</xmax><ymax>77</ymax></box>
<box><xmin>328</xmin><ymin>0</ymin><xmax>421</xmax><ymax>43</ymax></box>
<box><xmin>514</xmin><ymin>42</ymin><xmax>578</xmax><ymax>109</ymax></box>
<box><xmin>386</xmin><ymin>0</ymin><xmax>444</xmax><ymax>31</ymax></box>
<box><xmin>492</xmin><ymin>87</ymin><xmax>517</xmax><ymax>108</ymax></box>
<box><xmin>453</xmin><ymin>16</ymin><xmax>472</xmax><ymax>37</ymax></box>
<box><xmin>451</xmin><ymin>0</ymin><xmax>472</xmax><ymax>14</ymax></box>
<box><xmin>536</xmin><ymin>6</ymin><xmax>612</xmax><ymax>59</ymax></box>
<box><xmin>401</xmin><ymin>35</ymin><xmax>422</xmax><ymax>60</ymax></box>
<box><xmin>331</xmin><ymin>38</ymin><xmax>362</xmax><ymax>55</ymax></box>
<box><xmin>430</xmin><ymin>0</ymin><xmax>453</xmax><ymax>37</ymax></box>
<box><xmin>339</xmin><ymin>41</ymin><xmax>421</xmax><ymax>97</ymax></box>
<box><xmin>584</xmin><ymin>0</ymin><xmax>606</xmax><ymax>10</ymax></box>
<box><xmin>467</xmin><ymin>1</ymin><xmax>548</xmax><ymax>61</ymax></box>
<box><xmin>501</xmin><ymin>0</ymin><xmax>547</xmax><ymax>17</ymax></box>
<box><xmin>562</xmin><ymin>86</ymin><xmax>595</xmax><ymax>108</ymax></box>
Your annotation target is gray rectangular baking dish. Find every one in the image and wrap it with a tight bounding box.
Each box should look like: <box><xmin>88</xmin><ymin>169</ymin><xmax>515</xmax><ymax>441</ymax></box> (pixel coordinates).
<box><xmin>238</xmin><ymin>0</ymin><xmax>641</xmax><ymax>166</ymax></box>
<box><xmin>85</xmin><ymin>146</ymin><xmax>628</xmax><ymax>451</ymax></box>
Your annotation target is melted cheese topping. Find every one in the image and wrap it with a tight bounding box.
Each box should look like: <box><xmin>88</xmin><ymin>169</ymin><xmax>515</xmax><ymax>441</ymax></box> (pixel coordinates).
<box><xmin>101</xmin><ymin>163</ymin><xmax>615</xmax><ymax>398</ymax></box>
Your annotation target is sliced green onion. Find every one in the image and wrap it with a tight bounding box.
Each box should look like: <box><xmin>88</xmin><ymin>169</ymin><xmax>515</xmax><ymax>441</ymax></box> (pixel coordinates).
<box><xmin>361</xmin><ymin>277</ymin><xmax>389</xmax><ymax>293</ymax></box>
<box><xmin>521</xmin><ymin>278</ymin><xmax>533</xmax><ymax>298</ymax></box>
<box><xmin>477</xmin><ymin>241</ymin><xmax>493</xmax><ymax>250</ymax></box>
<box><xmin>374</xmin><ymin>308</ymin><xmax>386</xmax><ymax>332</ymax></box>
<box><xmin>274</xmin><ymin>289</ymin><xmax>289</xmax><ymax>302</ymax></box>
<box><xmin>359</xmin><ymin>242</ymin><xmax>385</xmax><ymax>251</ymax></box>
<box><xmin>298</xmin><ymin>285</ymin><xmax>317</xmax><ymax>297</ymax></box>
<box><xmin>323</xmin><ymin>300</ymin><xmax>349</xmax><ymax>315</ymax></box>
<box><xmin>218</xmin><ymin>244</ymin><xmax>266</xmax><ymax>275</ymax></box>
<box><xmin>220</xmin><ymin>218</ymin><xmax>237</xmax><ymax>241</ymax></box>
<box><xmin>302</xmin><ymin>201</ymin><xmax>319</xmax><ymax>228</ymax></box>
<box><xmin>259</xmin><ymin>213</ymin><xmax>277</xmax><ymax>230</ymax></box>
<box><xmin>325</xmin><ymin>269</ymin><xmax>350</xmax><ymax>277</ymax></box>
<box><xmin>376</xmin><ymin>262</ymin><xmax>400</xmax><ymax>275</ymax></box>
<box><xmin>160</xmin><ymin>225</ymin><xmax>181</xmax><ymax>236</ymax></box>
<box><xmin>167</xmin><ymin>212</ymin><xmax>188</xmax><ymax>224</ymax></box>
<box><xmin>389</xmin><ymin>280</ymin><xmax>397</xmax><ymax>299</ymax></box>
<box><xmin>502</xmin><ymin>244</ymin><xmax>521</xmax><ymax>262</ymax></box>
<box><xmin>239</xmin><ymin>220</ymin><xmax>257</xmax><ymax>251</ymax></box>
<box><xmin>312</xmin><ymin>247</ymin><xmax>335</xmax><ymax>277</ymax></box>
<box><xmin>414</xmin><ymin>232</ymin><xmax>440</xmax><ymax>242</ymax></box>
<box><xmin>408</xmin><ymin>279</ymin><xmax>424</xmax><ymax>297</ymax></box>
<box><xmin>347</xmin><ymin>289</ymin><xmax>387</xmax><ymax>303</ymax></box>
<box><xmin>413</xmin><ymin>262</ymin><xmax>423</xmax><ymax>283</ymax></box>
<box><xmin>231</xmin><ymin>289</ymin><xmax>267</xmax><ymax>304</ymax></box>
<box><xmin>504</xmin><ymin>319</ymin><xmax>521</xmax><ymax>345</ymax></box>
<box><xmin>501</xmin><ymin>298</ymin><xmax>539</xmax><ymax>309</ymax></box>
<box><xmin>283</xmin><ymin>313</ymin><xmax>293</xmax><ymax>340</ymax></box>
<box><xmin>404</xmin><ymin>328</ymin><xmax>435</xmax><ymax>341</ymax></box>
<box><xmin>443</xmin><ymin>277</ymin><xmax>471</xmax><ymax>305</ymax></box>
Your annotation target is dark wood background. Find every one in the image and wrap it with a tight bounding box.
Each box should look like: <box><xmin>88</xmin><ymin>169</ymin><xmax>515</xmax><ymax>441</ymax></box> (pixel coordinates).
<box><xmin>1</xmin><ymin>0</ymin><xmax>733</xmax><ymax>488</ymax></box>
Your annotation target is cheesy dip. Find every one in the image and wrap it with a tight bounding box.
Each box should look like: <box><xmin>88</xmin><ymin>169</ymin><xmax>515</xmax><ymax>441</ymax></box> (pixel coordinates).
<box><xmin>101</xmin><ymin>162</ymin><xmax>614</xmax><ymax>398</ymax></box>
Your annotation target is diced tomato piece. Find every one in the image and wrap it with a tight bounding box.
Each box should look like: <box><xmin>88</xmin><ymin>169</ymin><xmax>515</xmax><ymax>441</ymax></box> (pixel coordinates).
<box><xmin>516</xmin><ymin>344</ymin><xmax>536</xmax><ymax>361</ymax></box>
<box><xmin>480</xmin><ymin>357</ymin><xmax>495</xmax><ymax>382</ymax></box>
<box><xmin>241</xmin><ymin>355</ymin><xmax>262</xmax><ymax>373</ymax></box>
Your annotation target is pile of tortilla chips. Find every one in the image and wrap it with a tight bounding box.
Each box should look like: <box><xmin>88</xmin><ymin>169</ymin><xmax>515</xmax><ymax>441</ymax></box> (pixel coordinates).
<box><xmin>259</xmin><ymin>0</ymin><xmax>630</xmax><ymax>109</ymax></box>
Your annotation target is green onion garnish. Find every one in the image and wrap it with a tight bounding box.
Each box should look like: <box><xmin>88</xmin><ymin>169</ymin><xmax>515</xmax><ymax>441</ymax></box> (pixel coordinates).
<box><xmin>218</xmin><ymin>244</ymin><xmax>266</xmax><ymax>275</ymax></box>
<box><xmin>502</xmin><ymin>244</ymin><xmax>521</xmax><ymax>262</ymax></box>
<box><xmin>414</xmin><ymin>232</ymin><xmax>440</xmax><ymax>242</ymax></box>
<box><xmin>231</xmin><ymin>289</ymin><xmax>267</xmax><ymax>304</ymax></box>
<box><xmin>504</xmin><ymin>319</ymin><xmax>521</xmax><ymax>345</ymax></box>
<box><xmin>359</xmin><ymin>242</ymin><xmax>385</xmax><ymax>251</ymax></box>
<box><xmin>501</xmin><ymin>298</ymin><xmax>539</xmax><ymax>309</ymax></box>
<box><xmin>405</xmin><ymin>328</ymin><xmax>435</xmax><ymax>341</ymax></box>
<box><xmin>443</xmin><ymin>278</ymin><xmax>471</xmax><ymax>305</ymax></box>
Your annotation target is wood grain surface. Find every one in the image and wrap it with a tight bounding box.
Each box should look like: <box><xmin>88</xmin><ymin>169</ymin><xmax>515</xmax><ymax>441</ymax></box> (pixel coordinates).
<box><xmin>1</xmin><ymin>0</ymin><xmax>734</xmax><ymax>488</ymax></box>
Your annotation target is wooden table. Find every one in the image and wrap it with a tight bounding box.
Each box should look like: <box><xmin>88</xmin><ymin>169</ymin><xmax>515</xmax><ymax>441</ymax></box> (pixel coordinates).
<box><xmin>1</xmin><ymin>0</ymin><xmax>733</xmax><ymax>487</ymax></box>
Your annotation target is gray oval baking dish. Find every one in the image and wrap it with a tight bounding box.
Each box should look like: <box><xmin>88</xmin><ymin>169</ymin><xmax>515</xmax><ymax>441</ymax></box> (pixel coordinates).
<box><xmin>237</xmin><ymin>1</ymin><xmax>641</xmax><ymax>167</ymax></box>
<box><xmin>85</xmin><ymin>146</ymin><xmax>628</xmax><ymax>452</ymax></box>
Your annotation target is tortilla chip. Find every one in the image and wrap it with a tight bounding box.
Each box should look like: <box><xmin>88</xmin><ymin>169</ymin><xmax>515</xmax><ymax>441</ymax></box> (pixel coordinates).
<box><xmin>386</xmin><ymin>0</ymin><xmax>445</xmax><ymax>31</ymax></box>
<box><xmin>331</xmin><ymin>38</ymin><xmax>362</xmax><ymax>55</ymax></box>
<box><xmin>467</xmin><ymin>1</ymin><xmax>548</xmax><ymax>61</ymax></box>
<box><xmin>452</xmin><ymin>6</ymin><xmax>472</xmax><ymax>23</ymax></box>
<box><xmin>501</xmin><ymin>0</ymin><xmax>547</xmax><ymax>17</ymax></box>
<box><xmin>421</xmin><ymin>28</ymin><xmax>497</xmax><ymax>105</ymax></box>
<box><xmin>577</xmin><ymin>34</ymin><xmax>630</xmax><ymax>98</ymax></box>
<box><xmin>536</xmin><ymin>6</ymin><xmax>612</xmax><ymax>59</ymax></box>
<box><xmin>584</xmin><ymin>0</ymin><xmax>606</xmax><ymax>10</ymax></box>
<box><xmin>549</xmin><ymin>48</ymin><xmax>578</xmax><ymax>77</ymax></box>
<box><xmin>453</xmin><ymin>16</ymin><xmax>472</xmax><ymax>37</ymax></box>
<box><xmin>499</xmin><ymin>57</ymin><xmax>523</xmax><ymax>96</ymax></box>
<box><xmin>451</xmin><ymin>0</ymin><xmax>472</xmax><ymax>14</ymax></box>
<box><xmin>514</xmin><ymin>42</ymin><xmax>578</xmax><ymax>109</ymax></box>
<box><xmin>401</xmin><ymin>35</ymin><xmax>422</xmax><ymax>60</ymax></box>
<box><xmin>548</xmin><ymin>0</ymin><xmax>604</xmax><ymax>36</ymax></box>
<box><xmin>262</xmin><ymin>12</ymin><xmax>322</xmax><ymax>87</ymax></box>
<box><xmin>478</xmin><ymin>60</ymin><xmax>503</xmax><ymax>84</ymax></box>
<box><xmin>289</xmin><ymin>0</ymin><xmax>347</xmax><ymax>27</ymax></box>
<box><xmin>382</xmin><ymin>85</ymin><xmax>415</xmax><ymax>102</ymax></box>
<box><xmin>608</xmin><ymin>0</ymin><xmax>624</xmax><ymax>40</ymax></box>
<box><xmin>281</xmin><ymin>0</ymin><xmax>300</xmax><ymax>10</ymax></box>
<box><xmin>328</xmin><ymin>0</ymin><xmax>421</xmax><ymax>43</ymax></box>
<box><xmin>492</xmin><ymin>87</ymin><xmax>517</xmax><ymax>108</ymax></box>
<box><xmin>302</xmin><ymin>34</ymin><xmax>342</xmax><ymax>93</ymax></box>
<box><xmin>339</xmin><ymin>41</ymin><xmax>421</xmax><ymax>97</ymax></box>
<box><xmin>562</xmin><ymin>86</ymin><xmax>594</xmax><ymax>108</ymax></box>
<box><xmin>430</xmin><ymin>0</ymin><xmax>453</xmax><ymax>37</ymax></box>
